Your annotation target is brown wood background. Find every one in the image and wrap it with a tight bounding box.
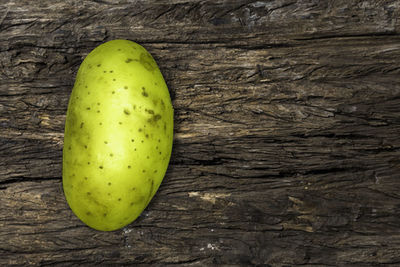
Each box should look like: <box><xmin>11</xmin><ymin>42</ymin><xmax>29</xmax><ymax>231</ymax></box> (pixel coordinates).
<box><xmin>1</xmin><ymin>0</ymin><xmax>400</xmax><ymax>266</ymax></box>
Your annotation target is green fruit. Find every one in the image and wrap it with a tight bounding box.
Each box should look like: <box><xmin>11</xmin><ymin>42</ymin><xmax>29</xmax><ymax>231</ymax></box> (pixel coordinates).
<box><xmin>62</xmin><ymin>40</ymin><xmax>173</xmax><ymax>231</ymax></box>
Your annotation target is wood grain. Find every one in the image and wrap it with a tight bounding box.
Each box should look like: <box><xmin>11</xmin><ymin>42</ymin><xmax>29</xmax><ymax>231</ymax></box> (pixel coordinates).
<box><xmin>1</xmin><ymin>0</ymin><xmax>400</xmax><ymax>265</ymax></box>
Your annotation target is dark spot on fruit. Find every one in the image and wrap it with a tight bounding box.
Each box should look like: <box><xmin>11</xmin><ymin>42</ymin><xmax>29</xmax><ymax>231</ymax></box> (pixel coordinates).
<box><xmin>99</xmin><ymin>122</ymin><xmax>102</xmax><ymax>125</ymax></box>
<box><xmin>159</xmin><ymin>152</ymin><xmax>162</xmax><ymax>155</ymax></box>
<box><xmin>156</xmin><ymin>146</ymin><xmax>158</xmax><ymax>150</ymax></box>
<box><xmin>97</xmin><ymin>110</ymin><xmax>100</xmax><ymax>113</ymax></box>
<box><xmin>97</xmin><ymin>64</ymin><xmax>101</xmax><ymax>67</ymax></box>
<box><xmin>110</xmin><ymin>153</ymin><xmax>113</xmax><ymax>157</ymax></box>
<box><xmin>87</xmin><ymin>192</ymin><xmax>91</xmax><ymax>196</ymax></box>
<box><xmin>146</xmin><ymin>109</ymin><xmax>154</xmax><ymax>115</ymax></box>
<box><xmin>88</xmin><ymin>92</ymin><xmax>90</xmax><ymax>95</ymax></box>
<box><xmin>141</xmin><ymin>87</ymin><xmax>148</xmax><ymax>97</ymax></box>
<box><xmin>131</xmin><ymin>139</ymin><xmax>134</xmax><ymax>142</ymax></box>
<box><xmin>119</xmin><ymin>122</ymin><xmax>122</xmax><ymax>125</ymax></box>
<box><xmin>142</xmin><ymin>170</ymin><xmax>146</xmax><ymax>173</ymax></box>
<box><xmin>113</xmin><ymin>79</ymin><xmax>116</xmax><ymax>81</ymax></box>
<box><xmin>104</xmin><ymin>141</ymin><xmax>108</xmax><ymax>144</ymax></box>
<box><xmin>104</xmin><ymin>71</ymin><xmax>106</xmax><ymax>73</ymax></box>
<box><xmin>130</xmin><ymin>202</ymin><xmax>134</xmax><ymax>206</ymax></box>
<box><xmin>131</xmin><ymin>187</ymin><xmax>136</xmax><ymax>191</ymax></box>
<box><xmin>80</xmin><ymin>122</ymin><xmax>84</xmax><ymax>128</ymax></box>
<box><xmin>85</xmin><ymin>85</ymin><xmax>88</xmax><ymax>88</ymax></box>
<box><xmin>99</xmin><ymin>166</ymin><xmax>103</xmax><ymax>169</ymax></box>
<box><xmin>86</xmin><ymin>211</ymin><xmax>91</xmax><ymax>215</ymax></box>
<box><xmin>125</xmin><ymin>58</ymin><xmax>133</xmax><ymax>63</ymax></box>
<box><xmin>86</xmin><ymin>107</ymin><xmax>90</xmax><ymax>110</ymax></box>
<box><xmin>68</xmin><ymin>146</ymin><xmax>71</xmax><ymax>150</ymax></box>
<box><xmin>124</xmin><ymin>86</ymin><xmax>128</xmax><ymax>90</ymax></box>
<box><xmin>154</xmin><ymin>170</ymin><xmax>158</xmax><ymax>173</ymax></box>
<box><xmin>141</xmin><ymin>140</ymin><xmax>144</xmax><ymax>143</ymax></box>
<box><xmin>103</xmin><ymin>213</ymin><xmax>107</xmax><ymax>217</ymax></box>
<box><xmin>128</xmin><ymin>165</ymin><xmax>131</xmax><ymax>169</ymax></box>
<box><xmin>112</xmin><ymin>91</ymin><xmax>115</xmax><ymax>94</ymax></box>
<box><xmin>97</xmin><ymin>102</ymin><xmax>100</xmax><ymax>105</ymax></box>
<box><xmin>133</xmin><ymin>105</ymin><xmax>136</xmax><ymax>110</ymax></box>
<box><xmin>85</xmin><ymin>177</ymin><xmax>88</xmax><ymax>180</ymax></box>
<box><xmin>110</xmin><ymin>70</ymin><xmax>113</xmax><ymax>73</ymax></box>
<box><xmin>118</xmin><ymin>48</ymin><xmax>121</xmax><ymax>51</ymax></box>
<box><xmin>148</xmin><ymin>114</ymin><xmax>162</xmax><ymax>124</ymax></box>
<box><xmin>147</xmin><ymin>156</ymin><xmax>149</xmax><ymax>159</ymax></box>
<box><xmin>88</xmin><ymin>162</ymin><xmax>90</xmax><ymax>165</ymax></box>
<box><xmin>138</xmin><ymin>128</ymin><xmax>142</xmax><ymax>132</ymax></box>
<box><xmin>84</xmin><ymin>145</ymin><xmax>87</xmax><ymax>149</ymax></box>
<box><xmin>140</xmin><ymin>52</ymin><xmax>156</xmax><ymax>71</ymax></box>
<box><xmin>108</xmin><ymin>182</ymin><xmax>112</xmax><ymax>186</ymax></box>
<box><xmin>158</xmin><ymin>139</ymin><xmax>161</xmax><ymax>143</ymax></box>
<box><xmin>118</xmin><ymin>198</ymin><xmax>121</xmax><ymax>201</ymax></box>
<box><xmin>134</xmin><ymin>148</ymin><xmax>137</xmax><ymax>151</ymax></box>
<box><xmin>161</xmin><ymin>100</ymin><xmax>165</xmax><ymax>110</ymax></box>
<box><xmin>145</xmin><ymin>134</ymin><xmax>149</xmax><ymax>138</ymax></box>
<box><xmin>164</xmin><ymin>122</ymin><xmax>167</xmax><ymax>131</ymax></box>
<box><xmin>107</xmin><ymin>193</ymin><xmax>111</xmax><ymax>196</ymax></box>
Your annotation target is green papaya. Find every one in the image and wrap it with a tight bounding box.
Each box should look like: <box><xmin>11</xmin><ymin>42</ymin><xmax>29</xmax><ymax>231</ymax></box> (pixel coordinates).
<box><xmin>62</xmin><ymin>40</ymin><xmax>173</xmax><ymax>231</ymax></box>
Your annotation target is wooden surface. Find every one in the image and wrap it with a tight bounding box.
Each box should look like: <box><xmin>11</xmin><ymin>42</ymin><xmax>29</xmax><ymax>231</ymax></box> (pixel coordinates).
<box><xmin>1</xmin><ymin>0</ymin><xmax>400</xmax><ymax>266</ymax></box>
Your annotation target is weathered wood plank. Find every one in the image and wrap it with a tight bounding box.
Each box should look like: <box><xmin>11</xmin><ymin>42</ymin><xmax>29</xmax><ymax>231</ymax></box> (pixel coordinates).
<box><xmin>1</xmin><ymin>0</ymin><xmax>400</xmax><ymax>266</ymax></box>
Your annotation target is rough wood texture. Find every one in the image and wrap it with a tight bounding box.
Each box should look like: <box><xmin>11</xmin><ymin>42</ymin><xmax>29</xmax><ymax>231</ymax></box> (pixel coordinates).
<box><xmin>1</xmin><ymin>0</ymin><xmax>400</xmax><ymax>266</ymax></box>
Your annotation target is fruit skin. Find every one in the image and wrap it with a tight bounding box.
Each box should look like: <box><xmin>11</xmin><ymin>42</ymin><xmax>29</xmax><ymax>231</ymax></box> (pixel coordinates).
<box><xmin>62</xmin><ymin>40</ymin><xmax>173</xmax><ymax>231</ymax></box>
